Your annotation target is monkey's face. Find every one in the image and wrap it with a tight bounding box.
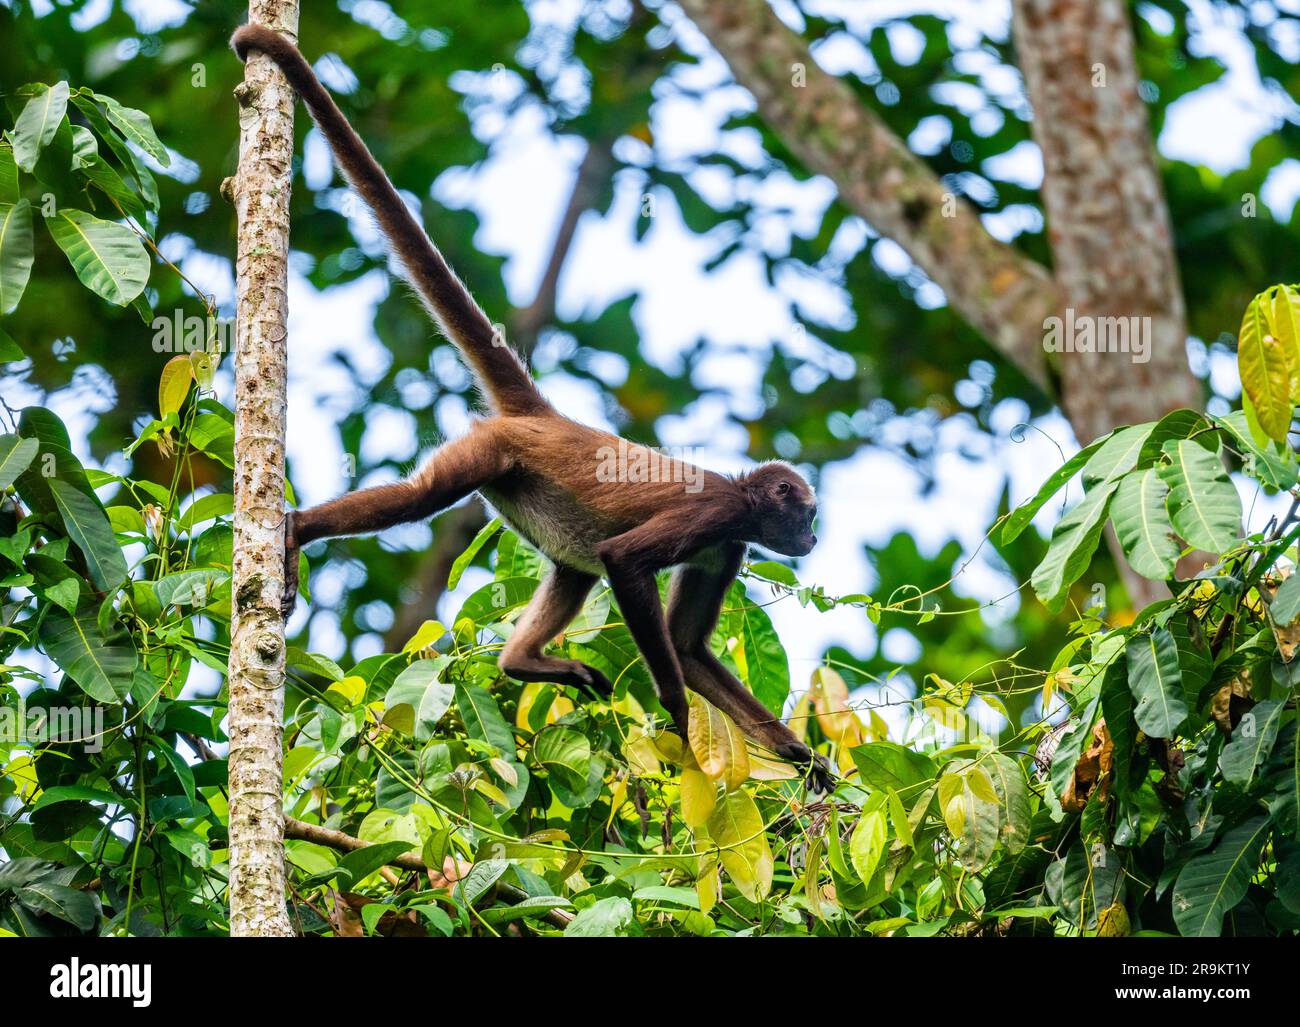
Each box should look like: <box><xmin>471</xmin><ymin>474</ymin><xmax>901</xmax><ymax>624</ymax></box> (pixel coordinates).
<box><xmin>744</xmin><ymin>464</ymin><xmax>818</xmax><ymax>556</ymax></box>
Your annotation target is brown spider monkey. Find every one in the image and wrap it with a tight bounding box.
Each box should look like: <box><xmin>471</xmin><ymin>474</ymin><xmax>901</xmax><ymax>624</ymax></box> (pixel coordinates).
<box><xmin>231</xmin><ymin>25</ymin><xmax>832</xmax><ymax>791</ymax></box>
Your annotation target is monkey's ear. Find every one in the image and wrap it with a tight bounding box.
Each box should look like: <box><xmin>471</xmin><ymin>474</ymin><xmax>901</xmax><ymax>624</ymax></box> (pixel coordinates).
<box><xmin>775</xmin><ymin>481</ymin><xmax>791</xmax><ymax>497</ymax></box>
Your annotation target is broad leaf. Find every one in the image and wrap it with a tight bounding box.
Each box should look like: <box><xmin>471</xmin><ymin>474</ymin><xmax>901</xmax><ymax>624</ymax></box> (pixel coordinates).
<box><xmin>1110</xmin><ymin>469</ymin><xmax>1178</xmax><ymax>579</ymax></box>
<box><xmin>0</xmin><ymin>434</ymin><xmax>39</xmax><ymax>489</ymax></box>
<box><xmin>1031</xmin><ymin>480</ymin><xmax>1119</xmax><ymax>611</ymax></box>
<box><xmin>1125</xmin><ymin>628</ymin><xmax>1188</xmax><ymax>738</ymax></box>
<box><xmin>706</xmin><ymin>789</ymin><xmax>773</xmax><ymax>902</ymax></box>
<box><xmin>44</xmin><ymin>207</ymin><xmax>150</xmax><ymax>306</ymax></box>
<box><xmin>49</xmin><ymin>477</ymin><xmax>129</xmax><ymax>591</ymax></box>
<box><xmin>0</xmin><ymin>199</ymin><xmax>34</xmax><ymax>314</ymax></box>
<box><xmin>11</xmin><ymin>82</ymin><xmax>69</xmax><ymax>171</ymax></box>
<box><xmin>39</xmin><ymin>601</ymin><xmax>137</xmax><ymax>703</ymax></box>
<box><xmin>1236</xmin><ymin>287</ymin><xmax>1298</xmax><ymax>443</ymax></box>
<box><xmin>1158</xmin><ymin>439</ymin><xmax>1240</xmax><ymax>554</ymax></box>
<box><xmin>1171</xmin><ymin>817</ymin><xmax>1270</xmax><ymax>937</ymax></box>
<box><xmin>1000</xmin><ymin>436</ymin><xmax>1105</xmax><ymax>544</ymax></box>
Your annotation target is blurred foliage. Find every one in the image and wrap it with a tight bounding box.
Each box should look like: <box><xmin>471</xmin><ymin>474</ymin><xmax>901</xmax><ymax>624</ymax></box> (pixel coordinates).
<box><xmin>1</xmin><ymin>1</ymin><xmax>1299</xmax><ymax>935</ymax></box>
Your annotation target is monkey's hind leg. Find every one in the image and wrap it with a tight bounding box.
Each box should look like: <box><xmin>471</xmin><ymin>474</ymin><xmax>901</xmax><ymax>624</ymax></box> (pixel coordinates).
<box><xmin>282</xmin><ymin>421</ymin><xmax>509</xmax><ymax>618</ymax></box>
<box><xmin>499</xmin><ymin>565</ymin><xmax>613</xmax><ymax>700</ymax></box>
<box><xmin>667</xmin><ymin>544</ymin><xmax>835</xmax><ymax>793</ymax></box>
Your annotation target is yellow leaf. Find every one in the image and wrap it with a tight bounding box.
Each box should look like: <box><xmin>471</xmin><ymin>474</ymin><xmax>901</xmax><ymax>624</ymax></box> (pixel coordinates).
<box><xmin>1096</xmin><ymin>902</ymin><xmax>1130</xmax><ymax>937</ymax></box>
<box><xmin>687</xmin><ymin>693</ymin><xmax>750</xmax><ymax>789</ymax></box>
<box><xmin>695</xmin><ymin>856</ymin><xmax>718</xmax><ymax>914</ymax></box>
<box><xmin>158</xmin><ymin>354</ymin><xmax>193</xmax><ymax>419</ymax></box>
<box><xmin>811</xmin><ymin>666</ymin><xmax>859</xmax><ymax>742</ymax></box>
<box><xmin>746</xmin><ymin>748</ymin><xmax>800</xmax><ymax>781</ymax></box>
<box><xmin>402</xmin><ymin>619</ymin><xmax>445</xmax><ymax>653</ymax></box>
<box><xmin>326</xmin><ymin>675</ymin><xmax>366</xmax><ymax>707</ymax></box>
<box><xmin>966</xmin><ymin>764</ymin><xmax>998</xmax><ymax>804</ymax></box>
<box><xmin>1238</xmin><ymin>286</ymin><xmax>1300</xmax><ymax>442</ymax></box>
<box><xmin>680</xmin><ymin>767</ymin><xmax>717</xmax><ymax>828</ymax></box>
<box><xmin>706</xmin><ymin>789</ymin><xmax>773</xmax><ymax>902</ymax></box>
<box><xmin>622</xmin><ymin>725</ymin><xmax>661</xmax><ymax>776</ymax></box>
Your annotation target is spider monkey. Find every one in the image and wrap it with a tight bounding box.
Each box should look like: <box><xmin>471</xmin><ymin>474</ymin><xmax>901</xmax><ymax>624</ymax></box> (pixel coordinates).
<box><xmin>232</xmin><ymin>25</ymin><xmax>833</xmax><ymax>791</ymax></box>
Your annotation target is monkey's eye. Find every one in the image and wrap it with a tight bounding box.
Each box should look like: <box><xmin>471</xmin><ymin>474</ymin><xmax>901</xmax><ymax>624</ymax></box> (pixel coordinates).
<box><xmin>775</xmin><ymin>481</ymin><xmax>791</xmax><ymax>497</ymax></box>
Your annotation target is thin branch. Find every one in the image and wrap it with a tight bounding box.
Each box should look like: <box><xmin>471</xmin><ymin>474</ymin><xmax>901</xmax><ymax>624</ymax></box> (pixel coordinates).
<box><xmin>282</xmin><ymin>816</ymin><xmax>575</xmax><ymax>929</ymax></box>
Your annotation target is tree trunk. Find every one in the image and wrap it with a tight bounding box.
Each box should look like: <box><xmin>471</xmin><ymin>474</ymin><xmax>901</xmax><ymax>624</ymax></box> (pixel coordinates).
<box><xmin>677</xmin><ymin>0</ymin><xmax>1057</xmax><ymax>393</ymax></box>
<box><xmin>679</xmin><ymin>0</ymin><xmax>1205</xmax><ymax>609</ymax></box>
<box><xmin>1012</xmin><ymin>0</ymin><xmax>1202</xmax><ymax>605</ymax></box>
<box><xmin>226</xmin><ymin>0</ymin><xmax>299</xmax><ymax>937</ymax></box>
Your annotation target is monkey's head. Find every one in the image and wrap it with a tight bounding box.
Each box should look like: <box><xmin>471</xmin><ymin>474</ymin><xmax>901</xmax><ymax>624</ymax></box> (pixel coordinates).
<box><xmin>739</xmin><ymin>462</ymin><xmax>818</xmax><ymax>557</ymax></box>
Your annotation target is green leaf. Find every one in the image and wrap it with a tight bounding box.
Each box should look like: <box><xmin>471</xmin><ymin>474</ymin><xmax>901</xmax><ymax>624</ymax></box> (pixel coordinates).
<box><xmin>1001</xmin><ymin>436</ymin><xmax>1106</xmax><ymax>543</ymax></box>
<box><xmin>848</xmin><ymin>808</ymin><xmax>887</xmax><ymax>884</ymax></box>
<box><xmin>721</xmin><ymin>581</ymin><xmax>790</xmax><ymax>713</ymax></box>
<box><xmin>1218</xmin><ymin>698</ymin><xmax>1284</xmax><ymax>787</ymax></box>
<box><xmin>30</xmin><ymin>785</ymin><xmax>126</xmax><ymax>811</ymax></box>
<box><xmin>1272</xmin><ymin>573</ymin><xmax>1300</xmax><ymax>625</ymax></box>
<box><xmin>532</xmin><ymin>726</ymin><xmax>592</xmax><ymax>790</ymax></box>
<box><xmin>1171</xmin><ymin>817</ymin><xmax>1270</xmax><ymax>937</ymax></box>
<box><xmin>455</xmin><ymin>683</ymin><xmax>515</xmax><ymax>757</ymax></box>
<box><xmin>564</xmin><ymin>896</ymin><xmax>633</xmax><ymax>937</ymax></box>
<box><xmin>1158</xmin><ymin>439</ymin><xmax>1241</xmax><ymax>554</ymax></box>
<box><xmin>746</xmin><ymin>560</ymin><xmax>800</xmax><ymax>587</ymax></box>
<box><xmin>383</xmin><ymin>658</ymin><xmax>454</xmax><ymax>739</ymax></box>
<box><xmin>1110</xmin><ymin>469</ymin><xmax>1179</xmax><ymax>580</ymax></box>
<box><xmin>986</xmin><ymin>752</ymin><xmax>1031</xmax><ymax>854</ymax></box>
<box><xmin>0</xmin><ymin>435</ymin><xmax>39</xmax><ymax>489</ymax></box>
<box><xmin>1045</xmin><ymin>842</ymin><xmax>1124</xmax><ymax>929</ymax></box>
<box><xmin>11</xmin><ymin>82</ymin><xmax>69</xmax><ymax>171</ymax></box>
<box><xmin>1082</xmin><ymin>424</ymin><xmax>1154</xmax><ymax>486</ymax></box>
<box><xmin>0</xmin><ymin>141</ymin><xmax>17</xmax><ymax>202</ymax></box>
<box><xmin>39</xmin><ymin>601</ymin><xmax>137</xmax><ymax>703</ymax></box>
<box><xmin>1030</xmin><ymin>480</ymin><xmax>1119</xmax><ymax>611</ymax></box>
<box><xmin>91</xmin><ymin>92</ymin><xmax>171</xmax><ymax>167</ymax></box>
<box><xmin>44</xmin><ymin>207</ymin><xmax>150</xmax><ymax>306</ymax></box>
<box><xmin>154</xmin><ymin>568</ymin><xmax>228</xmax><ymax>608</ymax></box>
<box><xmin>457</xmin><ymin>576</ymin><xmax>537</xmax><ymax>626</ymax></box>
<box><xmin>0</xmin><ymin>199</ymin><xmax>35</xmax><ymax>315</ymax></box>
<box><xmin>16</xmin><ymin>882</ymin><xmax>97</xmax><ymax>931</ymax></box>
<box><xmin>1125</xmin><ymin>628</ymin><xmax>1188</xmax><ymax>738</ymax></box>
<box><xmin>48</xmin><ymin>478</ymin><xmax>128</xmax><ymax>591</ymax></box>
<box><xmin>447</xmin><ymin>516</ymin><xmax>501</xmax><ymax>590</ymax></box>
<box><xmin>0</xmin><ymin>323</ymin><xmax>21</xmax><ymax>362</ymax></box>
<box><xmin>1214</xmin><ymin>410</ymin><xmax>1298</xmax><ymax>491</ymax></box>
<box><xmin>176</xmin><ymin>492</ymin><xmax>233</xmax><ymax>532</ymax></box>
<box><xmin>849</xmin><ymin>742</ymin><xmax>936</xmax><ymax>792</ymax></box>
<box><xmin>333</xmin><ymin>841</ymin><xmax>415</xmax><ymax>889</ymax></box>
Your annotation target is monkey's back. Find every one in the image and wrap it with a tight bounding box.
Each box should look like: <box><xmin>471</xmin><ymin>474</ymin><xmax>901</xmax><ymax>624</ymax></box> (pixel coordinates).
<box><xmin>477</xmin><ymin>415</ymin><xmax>733</xmax><ymax>573</ymax></box>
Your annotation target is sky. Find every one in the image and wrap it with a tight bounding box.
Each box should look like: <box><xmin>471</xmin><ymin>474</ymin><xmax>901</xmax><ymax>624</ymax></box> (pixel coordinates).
<box><xmin>9</xmin><ymin>0</ymin><xmax>1300</xmax><ymax>712</ymax></box>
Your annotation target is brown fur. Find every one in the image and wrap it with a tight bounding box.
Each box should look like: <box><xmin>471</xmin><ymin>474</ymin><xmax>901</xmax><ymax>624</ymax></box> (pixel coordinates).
<box><xmin>233</xmin><ymin>26</ymin><xmax>830</xmax><ymax>789</ymax></box>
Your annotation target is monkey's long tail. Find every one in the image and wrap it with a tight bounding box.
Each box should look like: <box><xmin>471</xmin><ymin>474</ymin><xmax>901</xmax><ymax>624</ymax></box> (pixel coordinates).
<box><xmin>231</xmin><ymin>24</ymin><xmax>550</xmax><ymax>418</ymax></box>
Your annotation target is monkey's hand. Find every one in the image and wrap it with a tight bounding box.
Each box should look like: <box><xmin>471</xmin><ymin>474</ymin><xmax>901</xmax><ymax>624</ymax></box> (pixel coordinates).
<box><xmin>774</xmin><ymin>740</ymin><xmax>836</xmax><ymax>795</ymax></box>
<box><xmin>282</xmin><ymin>511</ymin><xmax>300</xmax><ymax>620</ymax></box>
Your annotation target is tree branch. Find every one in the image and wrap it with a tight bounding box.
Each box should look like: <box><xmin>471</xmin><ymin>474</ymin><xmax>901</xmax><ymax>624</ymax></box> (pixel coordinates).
<box><xmin>282</xmin><ymin>816</ymin><xmax>575</xmax><ymax>929</ymax></box>
<box><xmin>676</xmin><ymin>0</ymin><xmax>1058</xmax><ymax>392</ymax></box>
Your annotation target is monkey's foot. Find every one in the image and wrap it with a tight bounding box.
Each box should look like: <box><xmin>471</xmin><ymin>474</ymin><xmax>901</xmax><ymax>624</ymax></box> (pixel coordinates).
<box><xmin>774</xmin><ymin>741</ymin><xmax>836</xmax><ymax>795</ymax></box>
<box><xmin>803</xmin><ymin>752</ymin><xmax>836</xmax><ymax>795</ymax></box>
<box><xmin>566</xmin><ymin>662</ymin><xmax>613</xmax><ymax>701</ymax></box>
<box><xmin>281</xmin><ymin>512</ymin><xmax>300</xmax><ymax>620</ymax></box>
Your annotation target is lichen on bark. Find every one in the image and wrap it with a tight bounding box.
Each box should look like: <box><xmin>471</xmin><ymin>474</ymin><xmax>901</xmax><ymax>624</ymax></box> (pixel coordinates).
<box><xmin>227</xmin><ymin>0</ymin><xmax>300</xmax><ymax>938</ymax></box>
